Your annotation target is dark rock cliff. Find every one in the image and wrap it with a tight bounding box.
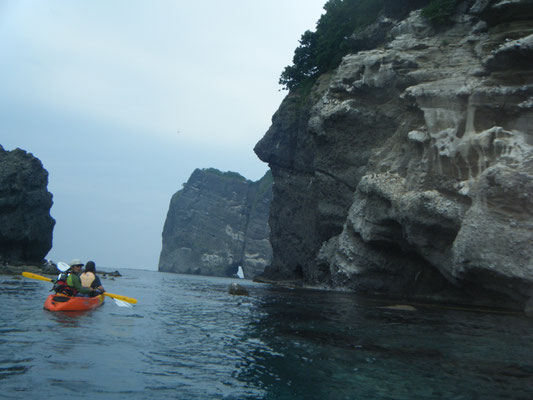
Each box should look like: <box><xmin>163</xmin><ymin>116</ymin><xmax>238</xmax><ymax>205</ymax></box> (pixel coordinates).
<box><xmin>159</xmin><ymin>168</ymin><xmax>272</xmax><ymax>278</ymax></box>
<box><xmin>0</xmin><ymin>145</ymin><xmax>55</xmax><ymax>265</ymax></box>
<box><xmin>254</xmin><ymin>0</ymin><xmax>533</xmax><ymax>310</ymax></box>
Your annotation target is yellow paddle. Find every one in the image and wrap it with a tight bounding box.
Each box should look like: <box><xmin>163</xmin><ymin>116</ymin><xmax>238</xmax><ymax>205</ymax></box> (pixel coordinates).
<box><xmin>103</xmin><ymin>292</ymin><xmax>137</xmax><ymax>304</ymax></box>
<box><xmin>21</xmin><ymin>271</ymin><xmax>138</xmax><ymax>304</ymax></box>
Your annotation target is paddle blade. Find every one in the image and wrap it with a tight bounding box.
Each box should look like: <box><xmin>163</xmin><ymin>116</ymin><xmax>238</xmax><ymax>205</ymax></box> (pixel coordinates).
<box><xmin>57</xmin><ymin>261</ymin><xmax>70</xmax><ymax>272</ymax></box>
<box><xmin>22</xmin><ymin>272</ymin><xmax>52</xmax><ymax>282</ymax></box>
<box><xmin>103</xmin><ymin>292</ymin><xmax>137</xmax><ymax>304</ymax></box>
<box><xmin>114</xmin><ymin>298</ymin><xmax>133</xmax><ymax>308</ymax></box>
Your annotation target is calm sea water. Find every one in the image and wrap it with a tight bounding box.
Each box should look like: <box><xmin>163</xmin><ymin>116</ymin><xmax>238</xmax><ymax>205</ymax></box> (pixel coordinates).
<box><xmin>1</xmin><ymin>269</ymin><xmax>532</xmax><ymax>399</ymax></box>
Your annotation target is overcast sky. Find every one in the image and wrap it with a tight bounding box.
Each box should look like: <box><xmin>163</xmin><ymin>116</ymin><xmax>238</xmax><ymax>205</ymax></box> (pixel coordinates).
<box><xmin>0</xmin><ymin>0</ymin><xmax>326</xmax><ymax>270</ymax></box>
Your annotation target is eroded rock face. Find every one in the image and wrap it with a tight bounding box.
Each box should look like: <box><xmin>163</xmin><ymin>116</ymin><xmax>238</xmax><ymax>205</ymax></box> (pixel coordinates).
<box><xmin>158</xmin><ymin>169</ymin><xmax>272</xmax><ymax>278</ymax></box>
<box><xmin>255</xmin><ymin>1</ymin><xmax>533</xmax><ymax>309</ymax></box>
<box><xmin>0</xmin><ymin>146</ymin><xmax>55</xmax><ymax>264</ymax></box>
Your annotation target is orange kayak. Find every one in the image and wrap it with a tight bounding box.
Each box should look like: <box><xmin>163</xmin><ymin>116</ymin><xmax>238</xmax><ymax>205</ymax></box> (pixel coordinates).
<box><xmin>44</xmin><ymin>294</ymin><xmax>104</xmax><ymax>312</ymax></box>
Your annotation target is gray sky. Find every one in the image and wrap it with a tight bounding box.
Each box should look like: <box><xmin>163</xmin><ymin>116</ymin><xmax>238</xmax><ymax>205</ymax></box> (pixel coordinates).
<box><xmin>0</xmin><ymin>0</ymin><xmax>326</xmax><ymax>270</ymax></box>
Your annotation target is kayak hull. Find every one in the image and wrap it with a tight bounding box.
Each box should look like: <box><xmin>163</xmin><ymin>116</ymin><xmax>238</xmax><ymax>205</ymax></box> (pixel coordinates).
<box><xmin>44</xmin><ymin>294</ymin><xmax>104</xmax><ymax>312</ymax></box>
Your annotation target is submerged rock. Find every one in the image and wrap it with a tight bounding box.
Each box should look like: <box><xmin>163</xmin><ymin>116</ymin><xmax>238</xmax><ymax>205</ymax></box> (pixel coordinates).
<box><xmin>228</xmin><ymin>283</ymin><xmax>249</xmax><ymax>296</ymax></box>
<box><xmin>380</xmin><ymin>305</ymin><xmax>417</xmax><ymax>312</ymax></box>
<box><xmin>254</xmin><ymin>3</ymin><xmax>533</xmax><ymax>310</ymax></box>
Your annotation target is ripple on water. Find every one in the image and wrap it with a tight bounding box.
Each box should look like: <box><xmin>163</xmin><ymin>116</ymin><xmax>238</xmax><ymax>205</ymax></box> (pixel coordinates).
<box><xmin>0</xmin><ymin>357</ymin><xmax>32</xmax><ymax>380</ymax></box>
<box><xmin>2</xmin><ymin>271</ymin><xmax>533</xmax><ymax>400</ymax></box>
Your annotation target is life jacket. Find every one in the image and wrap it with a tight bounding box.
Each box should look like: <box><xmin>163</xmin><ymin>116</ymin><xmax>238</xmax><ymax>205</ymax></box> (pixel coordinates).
<box><xmin>80</xmin><ymin>271</ymin><xmax>96</xmax><ymax>288</ymax></box>
<box><xmin>52</xmin><ymin>271</ymin><xmax>76</xmax><ymax>296</ymax></box>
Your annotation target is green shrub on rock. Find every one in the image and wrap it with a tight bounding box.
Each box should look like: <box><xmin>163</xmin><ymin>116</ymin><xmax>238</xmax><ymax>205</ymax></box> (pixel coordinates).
<box><xmin>421</xmin><ymin>0</ymin><xmax>458</xmax><ymax>25</ymax></box>
<box><xmin>279</xmin><ymin>0</ymin><xmax>436</xmax><ymax>91</ymax></box>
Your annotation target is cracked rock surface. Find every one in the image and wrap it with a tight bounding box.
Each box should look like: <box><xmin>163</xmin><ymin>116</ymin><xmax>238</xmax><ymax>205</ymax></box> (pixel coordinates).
<box><xmin>0</xmin><ymin>145</ymin><xmax>55</xmax><ymax>265</ymax></box>
<box><xmin>255</xmin><ymin>1</ymin><xmax>533</xmax><ymax>310</ymax></box>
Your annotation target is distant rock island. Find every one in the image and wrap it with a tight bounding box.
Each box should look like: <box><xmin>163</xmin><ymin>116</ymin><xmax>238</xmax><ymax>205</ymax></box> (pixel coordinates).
<box><xmin>158</xmin><ymin>168</ymin><xmax>272</xmax><ymax>278</ymax></box>
<box><xmin>254</xmin><ymin>1</ymin><xmax>533</xmax><ymax>311</ymax></box>
<box><xmin>0</xmin><ymin>145</ymin><xmax>55</xmax><ymax>265</ymax></box>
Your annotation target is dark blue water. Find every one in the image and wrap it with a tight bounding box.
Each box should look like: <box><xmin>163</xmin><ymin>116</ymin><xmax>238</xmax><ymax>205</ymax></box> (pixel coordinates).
<box><xmin>1</xmin><ymin>269</ymin><xmax>532</xmax><ymax>399</ymax></box>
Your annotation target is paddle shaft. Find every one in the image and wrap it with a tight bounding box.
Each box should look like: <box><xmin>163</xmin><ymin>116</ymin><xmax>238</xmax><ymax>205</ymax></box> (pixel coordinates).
<box><xmin>21</xmin><ymin>271</ymin><xmax>137</xmax><ymax>304</ymax></box>
<box><xmin>103</xmin><ymin>292</ymin><xmax>137</xmax><ymax>304</ymax></box>
<box><xmin>22</xmin><ymin>271</ymin><xmax>52</xmax><ymax>282</ymax></box>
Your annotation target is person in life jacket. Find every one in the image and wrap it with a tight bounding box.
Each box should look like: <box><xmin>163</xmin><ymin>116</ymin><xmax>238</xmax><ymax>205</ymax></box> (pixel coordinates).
<box><xmin>53</xmin><ymin>259</ymin><xmax>93</xmax><ymax>297</ymax></box>
<box><xmin>80</xmin><ymin>260</ymin><xmax>105</xmax><ymax>296</ymax></box>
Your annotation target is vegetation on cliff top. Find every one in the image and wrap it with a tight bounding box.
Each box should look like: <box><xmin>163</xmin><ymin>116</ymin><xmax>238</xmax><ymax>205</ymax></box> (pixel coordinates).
<box><xmin>203</xmin><ymin>168</ymin><xmax>248</xmax><ymax>182</ymax></box>
<box><xmin>279</xmin><ymin>0</ymin><xmax>386</xmax><ymax>91</ymax></box>
<box><xmin>279</xmin><ymin>0</ymin><xmax>457</xmax><ymax>91</ymax></box>
<box><xmin>421</xmin><ymin>0</ymin><xmax>459</xmax><ymax>25</ymax></box>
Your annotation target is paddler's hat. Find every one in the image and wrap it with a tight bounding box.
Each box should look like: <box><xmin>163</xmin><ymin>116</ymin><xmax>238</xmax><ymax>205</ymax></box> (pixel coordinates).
<box><xmin>69</xmin><ymin>259</ymin><xmax>84</xmax><ymax>267</ymax></box>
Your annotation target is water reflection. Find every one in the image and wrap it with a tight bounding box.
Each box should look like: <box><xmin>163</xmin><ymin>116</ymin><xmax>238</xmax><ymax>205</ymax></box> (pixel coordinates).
<box><xmin>235</xmin><ymin>287</ymin><xmax>533</xmax><ymax>400</ymax></box>
<box><xmin>1</xmin><ymin>271</ymin><xmax>533</xmax><ymax>399</ymax></box>
<box><xmin>45</xmin><ymin>310</ymin><xmax>88</xmax><ymax>324</ymax></box>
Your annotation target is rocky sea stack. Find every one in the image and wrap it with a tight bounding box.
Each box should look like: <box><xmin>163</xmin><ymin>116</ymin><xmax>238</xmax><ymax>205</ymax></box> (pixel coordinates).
<box><xmin>159</xmin><ymin>168</ymin><xmax>272</xmax><ymax>278</ymax></box>
<box><xmin>254</xmin><ymin>0</ymin><xmax>533</xmax><ymax>310</ymax></box>
<box><xmin>0</xmin><ymin>145</ymin><xmax>55</xmax><ymax>265</ymax></box>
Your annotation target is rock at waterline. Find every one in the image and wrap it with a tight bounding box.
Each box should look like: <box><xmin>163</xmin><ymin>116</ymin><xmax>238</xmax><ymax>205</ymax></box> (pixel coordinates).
<box><xmin>0</xmin><ymin>146</ymin><xmax>55</xmax><ymax>265</ymax></box>
<box><xmin>101</xmin><ymin>270</ymin><xmax>122</xmax><ymax>277</ymax></box>
<box><xmin>158</xmin><ymin>168</ymin><xmax>272</xmax><ymax>279</ymax></box>
<box><xmin>228</xmin><ymin>283</ymin><xmax>249</xmax><ymax>296</ymax></box>
<box><xmin>253</xmin><ymin>5</ymin><xmax>533</xmax><ymax>311</ymax></box>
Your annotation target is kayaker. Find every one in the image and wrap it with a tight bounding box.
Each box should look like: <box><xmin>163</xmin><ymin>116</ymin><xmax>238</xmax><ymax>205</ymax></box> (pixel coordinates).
<box><xmin>80</xmin><ymin>260</ymin><xmax>105</xmax><ymax>295</ymax></box>
<box><xmin>64</xmin><ymin>259</ymin><xmax>93</xmax><ymax>297</ymax></box>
